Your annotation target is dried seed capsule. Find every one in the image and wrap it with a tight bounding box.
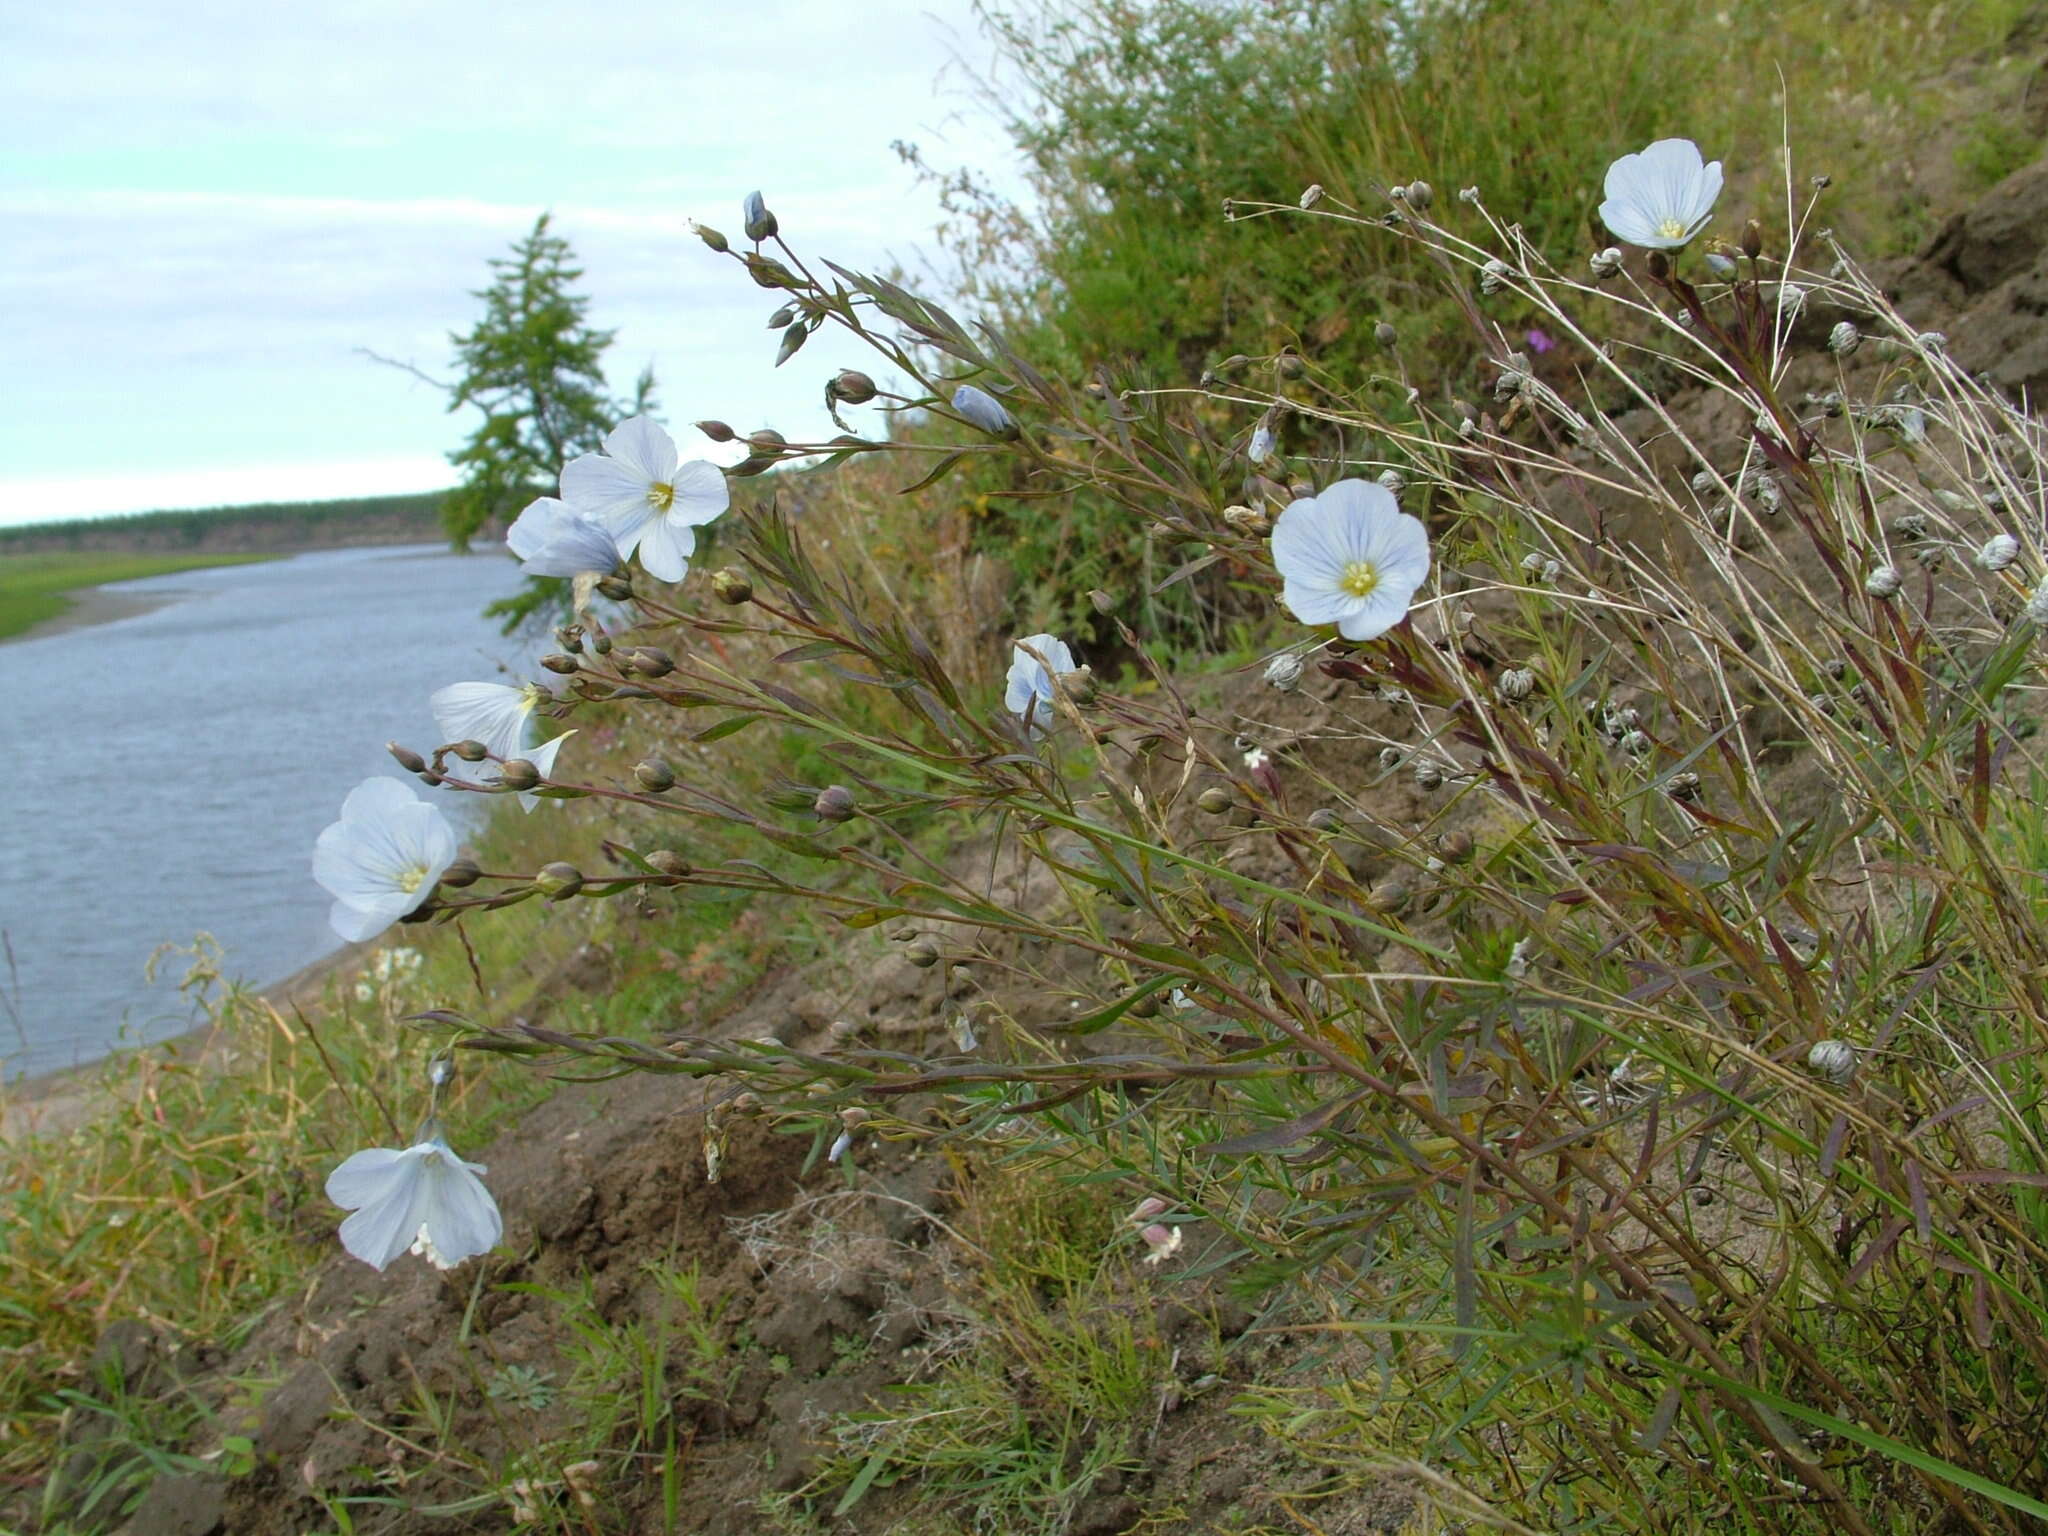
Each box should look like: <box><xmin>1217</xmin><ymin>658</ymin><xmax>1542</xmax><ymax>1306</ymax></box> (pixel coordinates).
<box><xmin>814</xmin><ymin>784</ymin><xmax>857</xmax><ymax>822</ymax></box>
<box><xmin>1828</xmin><ymin>320</ymin><xmax>1861</xmax><ymax>356</ymax></box>
<box><xmin>1976</xmin><ymin>534</ymin><xmax>2020</xmax><ymax>572</ymax></box>
<box><xmin>1413</xmin><ymin>759</ymin><xmax>1445</xmax><ymax>791</ymax></box>
<box><xmin>1806</xmin><ymin>1039</ymin><xmax>1858</xmax><ymax>1084</ymax></box>
<box><xmin>1495</xmin><ymin>666</ymin><xmax>1536</xmax><ymax>702</ymax></box>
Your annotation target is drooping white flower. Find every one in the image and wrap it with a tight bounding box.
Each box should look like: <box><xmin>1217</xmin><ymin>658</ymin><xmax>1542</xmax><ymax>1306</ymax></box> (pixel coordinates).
<box><xmin>505</xmin><ymin>496</ymin><xmax>622</xmax><ymax>578</ymax></box>
<box><xmin>559</xmin><ymin>417</ymin><xmax>728</xmax><ymax>583</ymax></box>
<box><xmin>1270</xmin><ymin>479</ymin><xmax>1431</xmax><ymax>641</ymax></box>
<box><xmin>1005</xmin><ymin>633</ymin><xmax>1076</xmax><ymax>731</ymax></box>
<box><xmin>326</xmin><ymin>1135</ymin><xmax>503</xmax><ymax>1272</ymax></box>
<box><xmin>312</xmin><ymin>778</ymin><xmax>459</xmax><ymax>943</ymax></box>
<box><xmin>1599</xmin><ymin>139</ymin><xmax>1724</xmax><ymax>251</ymax></box>
<box><xmin>430</xmin><ymin>681</ymin><xmax>575</xmax><ymax>812</ymax></box>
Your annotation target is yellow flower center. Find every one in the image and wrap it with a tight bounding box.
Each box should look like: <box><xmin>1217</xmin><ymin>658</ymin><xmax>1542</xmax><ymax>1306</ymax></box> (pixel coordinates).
<box><xmin>395</xmin><ymin>861</ymin><xmax>430</xmax><ymax>895</ymax></box>
<box><xmin>647</xmin><ymin>481</ymin><xmax>675</xmax><ymax>512</ymax></box>
<box><xmin>1339</xmin><ymin>560</ymin><xmax>1382</xmax><ymax>599</ymax></box>
<box><xmin>1655</xmin><ymin>216</ymin><xmax>1689</xmax><ymax>242</ymax></box>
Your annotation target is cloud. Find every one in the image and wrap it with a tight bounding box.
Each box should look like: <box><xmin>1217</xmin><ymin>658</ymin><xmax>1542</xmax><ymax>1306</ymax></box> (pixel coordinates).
<box><xmin>0</xmin><ymin>0</ymin><xmax>1024</xmax><ymax>526</ymax></box>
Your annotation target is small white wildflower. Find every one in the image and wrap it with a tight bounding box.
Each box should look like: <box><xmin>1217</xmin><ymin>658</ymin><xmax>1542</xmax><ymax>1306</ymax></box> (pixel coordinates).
<box><xmin>1505</xmin><ymin>936</ymin><xmax>1535</xmax><ymax>980</ymax></box>
<box><xmin>1248</xmin><ymin>422</ymin><xmax>1276</xmax><ymax>462</ymax></box>
<box><xmin>1864</xmin><ymin>565</ymin><xmax>1902</xmax><ymax>600</ymax></box>
<box><xmin>1976</xmin><ymin>533</ymin><xmax>2020</xmax><ymax>572</ymax></box>
<box><xmin>1139</xmin><ymin>1223</ymin><xmax>1184</xmax><ymax>1266</ymax></box>
<box><xmin>1270</xmin><ymin>479</ymin><xmax>1431</xmax><ymax>641</ymax></box>
<box><xmin>353</xmin><ymin>981</ymin><xmax>375</xmax><ymax>1004</ymax></box>
<box><xmin>1263</xmin><ymin>651</ymin><xmax>1306</xmax><ymax>692</ymax></box>
<box><xmin>312</xmin><ymin>779</ymin><xmax>459</xmax><ymax>943</ymax></box>
<box><xmin>560</xmin><ymin>417</ymin><xmax>728</xmax><ymax>584</ymax></box>
<box><xmin>1598</xmin><ymin>138</ymin><xmax>1723</xmax><ymax>250</ymax></box>
<box><xmin>1005</xmin><ymin>633</ymin><xmax>1077</xmax><ymax>733</ymax></box>
<box><xmin>326</xmin><ymin>1135</ymin><xmax>502</xmax><ymax>1271</ymax></box>
<box><xmin>1243</xmin><ymin>745</ymin><xmax>1271</xmax><ymax>773</ymax></box>
<box><xmin>1828</xmin><ymin>320</ymin><xmax>1861</xmax><ymax>356</ymax></box>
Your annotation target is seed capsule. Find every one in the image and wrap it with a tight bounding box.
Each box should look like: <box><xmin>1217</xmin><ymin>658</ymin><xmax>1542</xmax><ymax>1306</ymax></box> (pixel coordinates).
<box><xmin>388</xmin><ymin>742</ymin><xmax>427</xmax><ymax>774</ymax></box>
<box><xmin>1807</xmin><ymin>1039</ymin><xmax>1858</xmax><ymax>1084</ymax></box>
<box><xmin>646</xmin><ymin>850</ymin><xmax>691</xmax><ymax>878</ymax></box>
<box><xmin>440</xmin><ymin>858</ymin><xmax>481</xmax><ymax>889</ymax></box>
<box><xmin>499</xmin><ymin>759</ymin><xmax>542</xmax><ymax>791</ymax></box>
<box><xmin>814</xmin><ymin>784</ymin><xmax>857</xmax><ymax>822</ymax></box>
<box><xmin>634</xmin><ymin>759</ymin><xmax>676</xmax><ymax>793</ymax></box>
<box><xmin>711</xmin><ymin>568</ymin><xmax>754</xmax><ymax>605</ymax></box>
<box><xmin>534</xmin><ymin>861</ymin><xmax>584</xmax><ymax>900</ymax></box>
<box><xmin>1197</xmin><ymin>786</ymin><xmax>1234</xmax><ymax>814</ymax></box>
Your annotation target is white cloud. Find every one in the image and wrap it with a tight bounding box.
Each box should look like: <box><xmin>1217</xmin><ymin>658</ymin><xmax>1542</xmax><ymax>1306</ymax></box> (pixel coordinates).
<box><xmin>0</xmin><ymin>0</ymin><xmax>1026</xmax><ymax>525</ymax></box>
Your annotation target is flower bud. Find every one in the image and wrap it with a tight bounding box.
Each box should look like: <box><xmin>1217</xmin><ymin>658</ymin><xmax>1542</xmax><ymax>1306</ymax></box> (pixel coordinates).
<box><xmin>767</xmin><ymin>304</ymin><xmax>796</xmax><ymax>330</ymax></box>
<box><xmin>1307</xmin><ymin>807</ymin><xmax>1342</xmax><ymax>833</ymax></box>
<box><xmin>814</xmin><ymin>784</ymin><xmax>857</xmax><ymax>822</ymax></box>
<box><xmin>1197</xmin><ymin>786</ymin><xmax>1234</xmax><ymax>814</ymax></box>
<box><xmin>743</xmin><ymin>190</ymin><xmax>778</xmax><ymax>242</ymax></box>
<box><xmin>646</xmin><ymin>850</ymin><xmax>691</xmax><ymax>878</ymax></box>
<box><xmin>1377</xmin><ymin>746</ymin><xmax>1403</xmax><ymax>771</ymax></box>
<box><xmin>1374</xmin><ymin>321</ymin><xmax>1397</xmax><ymax>348</ymax></box>
<box><xmin>1666</xmin><ymin>771</ymin><xmax>1701</xmax><ymax>801</ymax></box>
<box><xmin>1590</xmin><ymin>247</ymin><xmax>1624</xmax><ymax>280</ymax></box>
<box><xmin>1828</xmin><ymin>320</ymin><xmax>1861</xmax><ymax>356</ymax></box>
<box><xmin>904</xmin><ymin>935</ymin><xmax>941</xmax><ymax>969</ymax></box>
<box><xmin>534</xmin><ymin>861</ymin><xmax>583</xmax><ymax>900</ymax></box>
<box><xmin>1741</xmin><ymin>219</ymin><xmax>1763</xmax><ymax>261</ymax></box>
<box><xmin>1413</xmin><ymin>759</ymin><xmax>1445</xmax><ymax>791</ymax></box>
<box><xmin>695</xmin><ymin>419</ymin><xmax>737</xmax><ymax>443</ymax></box>
<box><xmin>691</xmin><ymin>221</ymin><xmax>728</xmax><ymax>253</ymax></box>
<box><xmin>440</xmin><ymin>858</ymin><xmax>481</xmax><ymax>889</ymax></box>
<box><xmin>1864</xmin><ymin>565</ymin><xmax>1902</xmax><ymax>600</ymax></box>
<box><xmin>1248</xmin><ymin>424</ymin><xmax>1276</xmax><ymax>462</ymax></box>
<box><xmin>1437</xmin><ymin>829</ymin><xmax>1475</xmax><ymax>864</ymax></box>
<box><xmin>388</xmin><ymin>741</ymin><xmax>427</xmax><ymax>774</ymax></box>
<box><xmin>743</xmin><ymin>253</ymin><xmax>801</xmax><ymax>289</ymax></box>
<box><xmin>952</xmin><ymin>384</ymin><xmax>1018</xmax><ymax>438</ymax></box>
<box><xmin>1129</xmin><ymin>1195</ymin><xmax>1170</xmax><ymax>1223</ymax></box>
<box><xmin>832</xmin><ymin>369</ymin><xmax>877</xmax><ymax>404</ymax></box>
<box><xmin>1704</xmin><ymin>251</ymin><xmax>1736</xmax><ymax>279</ymax></box>
<box><xmin>1057</xmin><ymin>665</ymin><xmax>1097</xmax><ymax>705</ymax></box>
<box><xmin>634</xmin><ymin>758</ymin><xmax>676</xmax><ymax>793</ymax></box>
<box><xmin>630</xmin><ymin>646</ymin><xmax>676</xmax><ymax>678</ymax></box>
<box><xmin>590</xmin><ymin>631</ymin><xmax>613</xmax><ymax>655</ymax></box>
<box><xmin>540</xmin><ymin>653</ymin><xmax>581</xmax><ymax>675</ymax></box>
<box><xmin>595</xmin><ymin>573</ymin><xmax>633</xmax><ymax>602</ymax></box>
<box><xmin>554</xmin><ymin>624</ymin><xmax>585</xmax><ymax>654</ymax></box>
<box><xmin>1222</xmin><ymin>504</ymin><xmax>1271</xmax><ymax>536</ymax></box>
<box><xmin>1806</xmin><ymin>1039</ymin><xmax>1858</xmax><ymax>1084</ymax></box>
<box><xmin>1298</xmin><ymin>183</ymin><xmax>1324</xmax><ymax>209</ymax></box>
<box><xmin>711</xmin><ymin>567</ymin><xmax>755</xmax><ymax>604</ymax></box>
<box><xmin>1264</xmin><ymin>652</ymin><xmax>1305</xmax><ymax>692</ymax></box>
<box><xmin>1495</xmin><ymin>666</ymin><xmax>1535</xmax><ymax>702</ymax></box>
<box><xmin>747</xmin><ymin>428</ymin><xmax>788</xmax><ymax>452</ymax></box>
<box><xmin>499</xmin><ymin>758</ymin><xmax>542</xmax><ymax>791</ymax></box>
<box><xmin>1646</xmin><ymin>250</ymin><xmax>1670</xmax><ymax>281</ymax></box>
<box><xmin>1976</xmin><ymin>533</ymin><xmax>2020</xmax><ymax>572</ymax></box>
<box><xmin>1404</xmin><ymin>179</ymin><xmax>1433</xmax><ymax>210</ymax></box>
<box><xmin>1089</xmin><ymin>589</ymin><xmax>1118</xmax><ymax>615</ymax></box>
<box><xmin>1479</xmin><ymin>258</ymin><xmax>1512</xmax><ymax>295</ymax></box>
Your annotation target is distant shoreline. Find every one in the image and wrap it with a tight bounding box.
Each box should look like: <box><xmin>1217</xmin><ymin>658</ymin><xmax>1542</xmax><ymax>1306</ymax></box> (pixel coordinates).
<box><xmin>3</xmin><ymin>581</ymin><xmax>182</xmax><ymax>646</ymax></box>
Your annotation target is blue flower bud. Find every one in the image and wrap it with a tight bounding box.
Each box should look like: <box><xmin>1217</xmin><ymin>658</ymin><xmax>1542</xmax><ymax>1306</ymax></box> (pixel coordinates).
<box><xmin>743</xmin><ymin>190</ymin><xmax>778</xmax><ymax>243</ymax></box>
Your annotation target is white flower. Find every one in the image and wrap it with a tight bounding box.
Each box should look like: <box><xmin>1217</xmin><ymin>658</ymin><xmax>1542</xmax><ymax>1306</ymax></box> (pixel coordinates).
<box><xmin>560</xmin><ymin>417</ymin><xmax>728</xmax><ymax>583</ymax></box>
<box><xmin>1248</xmin><ymin>422</ymin><xmax>1276</xmax><ymax>462</ymax></box>
<box><xmin>312</xmin><ymin>778</ymin><xmax>459</xmax><ymax>943</ymax></box>
<box><xmin>1599</xmin><ymin>138</ymin><xmax>1724</xmax><ymax>250</ymax></box>
<box><xmin>430</xmin><ymin>681</ymin><xmax>575</xmax><ymax>812</ymax></box>
<box><xmin>505</xmin><ymin>496</ymin><xmax>621</xmax><ymax>578</ymax></box>
<box><xmin>1270</xmin><ymin>478</ymin><xmax>1431</xmax><ymax>641</ymax></box>
<box><xmin>1005</xmin><ymin>633</ymin><xmax>1076</xmax><ymax>731</ymax></box>
<box><xmin>326</xmin><ymin>1136</ymin><xmax>502</xmax><ymax>1271</ymax></box>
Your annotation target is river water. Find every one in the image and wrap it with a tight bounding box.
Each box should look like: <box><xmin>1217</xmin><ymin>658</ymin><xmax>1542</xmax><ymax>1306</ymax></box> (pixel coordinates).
<box><xmin>2</xmin><ymin>545</ymin><xmax>538</xmax><ymax>1079</ymax></box>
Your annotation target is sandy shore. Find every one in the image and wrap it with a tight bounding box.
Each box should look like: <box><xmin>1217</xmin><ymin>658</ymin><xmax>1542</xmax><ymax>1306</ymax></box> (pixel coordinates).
<box><xmin>0</xmin><ymin>939</ymin><xmax>366</xmax><ymax>1143</ymax></box>
<box><xmin>4</xmin><ymin>583</ymin><xmax>182</xmax><ymax>646</ymax></box>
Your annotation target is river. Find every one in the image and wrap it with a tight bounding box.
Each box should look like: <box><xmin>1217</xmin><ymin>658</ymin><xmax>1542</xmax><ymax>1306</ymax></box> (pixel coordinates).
<box><xmin>2</xmin><ymin>544</ymin><xmax>539</xmax><ymax>1079</ymax></box>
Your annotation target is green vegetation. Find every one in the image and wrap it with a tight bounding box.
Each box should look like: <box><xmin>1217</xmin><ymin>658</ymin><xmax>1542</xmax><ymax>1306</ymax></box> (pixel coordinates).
<box><xmin>0</xmin><ymin>552</ymin><xmax>274</xmax><ymax>642</ymax></box>
<box><xmin>0</xmin><ymin>491</ymin><xmax>445</xmax><ymax>558</ymax></box>
<box><xmin>14</xmin><ymin>2</ymin><xmax>2048</xmax><ymax>1532</ymax></box>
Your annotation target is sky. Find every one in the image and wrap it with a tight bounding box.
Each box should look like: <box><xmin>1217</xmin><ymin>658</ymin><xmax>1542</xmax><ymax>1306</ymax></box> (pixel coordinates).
<box><xmin>0</xmin><ymin>0</ymin><xmax>1026</xmax><ymax>526</ymax></box>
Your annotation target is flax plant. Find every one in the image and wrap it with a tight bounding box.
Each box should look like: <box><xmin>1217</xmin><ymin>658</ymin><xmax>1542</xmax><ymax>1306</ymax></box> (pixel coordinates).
<box><xmin>368</xmin><ymin>167</ymin><xmax>2048</xmax><ymax>1531</ymax></box>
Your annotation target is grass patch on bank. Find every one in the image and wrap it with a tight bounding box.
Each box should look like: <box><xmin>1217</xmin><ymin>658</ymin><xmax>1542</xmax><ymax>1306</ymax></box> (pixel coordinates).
<box><xmin>0</xmin><ymin>552</ymin><xmax>276</xmax><ymax>642</ymax></box>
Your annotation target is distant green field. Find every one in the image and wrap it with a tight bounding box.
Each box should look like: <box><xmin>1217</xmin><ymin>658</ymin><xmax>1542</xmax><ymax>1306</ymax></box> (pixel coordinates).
<box><xmin>0</xmin><ymin>551</ymin><xmax>275</xmax><ymax>642</ymax></box>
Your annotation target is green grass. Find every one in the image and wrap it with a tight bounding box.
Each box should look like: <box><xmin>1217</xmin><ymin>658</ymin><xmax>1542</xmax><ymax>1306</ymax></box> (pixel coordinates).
<box><xmin>0</xmin><ymin>551</ymin><xmax>276</xmax><ymax>641</ymax></box>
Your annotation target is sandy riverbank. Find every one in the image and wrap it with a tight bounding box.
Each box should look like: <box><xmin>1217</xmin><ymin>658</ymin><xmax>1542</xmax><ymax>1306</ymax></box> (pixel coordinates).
<box><xmin>2</xmin><ymin>582</ymin><xmax>182</xmax><ymax>646</ymax></box>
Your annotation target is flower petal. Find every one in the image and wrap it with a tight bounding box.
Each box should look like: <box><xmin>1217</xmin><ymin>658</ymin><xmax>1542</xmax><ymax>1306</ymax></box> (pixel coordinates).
<box><xmin>667</xmin><ymin>460</ymin><xmax>731</xmax><ymax>527</ymax></box>
<box><xmin>431</xmin><ymin>682</ymin><xmax>532</xmax><ymax>761</ymax></box>
<box><xmin>635</xmin><ymin>515</ymin><xmax>696</xmax><ymax>583</ymax></box>
<box><xmin>512</xmin><ymin>731</ymin><xmax>575</xmax><ymax>812</ymax></box>
<box><xmin>326</xmin><ymin>1145</ymin><xmax>415</xmax><ymax>1209</ymax></box>
<box><xmin>415</xmin><ymin>1153</ymin><xmax>503</xmax><ymax>1268</ymax></box>
<box><xmin>506</xmin><ymin>497</ymin><xmax>566</xmax><ymax>562</ymax></box>
<box><xmin>561</xmin><ymin>453</ymin><xmax>656</xmax><ymax>548</ymax></box>
<box><xmin>603</xmin><ymin>416</ymin><xmax>679</xmax><ymax>484</ymax></box>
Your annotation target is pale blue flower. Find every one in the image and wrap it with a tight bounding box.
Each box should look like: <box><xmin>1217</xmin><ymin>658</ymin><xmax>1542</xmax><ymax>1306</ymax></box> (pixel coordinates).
<box><xmin>312</xmin><ymin>778</ymin><xmax>459</xmax><ymax>942</ymax></box>
<box><xmin>1599</xmin><ymin>139</ymin><xmax>1723</xmax><ymax>250</ymax></box>
<box><xmin>505</xmin><ymin>496</ymin><xmax>621</xmax><ymax>578</ymax></box>
<box><xmin>1271</xmin><ymin>479</ymin><xmax>1431</xmax><ymax>641</ymax></box>
<box><xmin>560</xmin><ymin>417</ymin><xmax>728</xmax><ymax>583</ymax></box>
<box><xmin>430</xmin><ymin>681</ymin><xmax>575</xmax><ymax>812</ymax></box>
<box><xmin>952</xmin><ymin>384</ymin><xmax>1018</xmax><ymax>438</ymax></box>
<box><xmin>1005</xmin><ymin>633</ymin><xmax>1076</xmax><ymax>731</ymax></box>
<box><xmin>326</xmin><ymin>1135</ymin><xmax>502</xmax><ymax>1271</ymax></box>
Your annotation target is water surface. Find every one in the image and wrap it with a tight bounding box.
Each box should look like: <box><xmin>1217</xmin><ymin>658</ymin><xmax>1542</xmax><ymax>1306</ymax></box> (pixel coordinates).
<box><xmin>3</xmin><ymin>545</ymin><xmax>537</xmax><ymax>1078</ymax></box>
